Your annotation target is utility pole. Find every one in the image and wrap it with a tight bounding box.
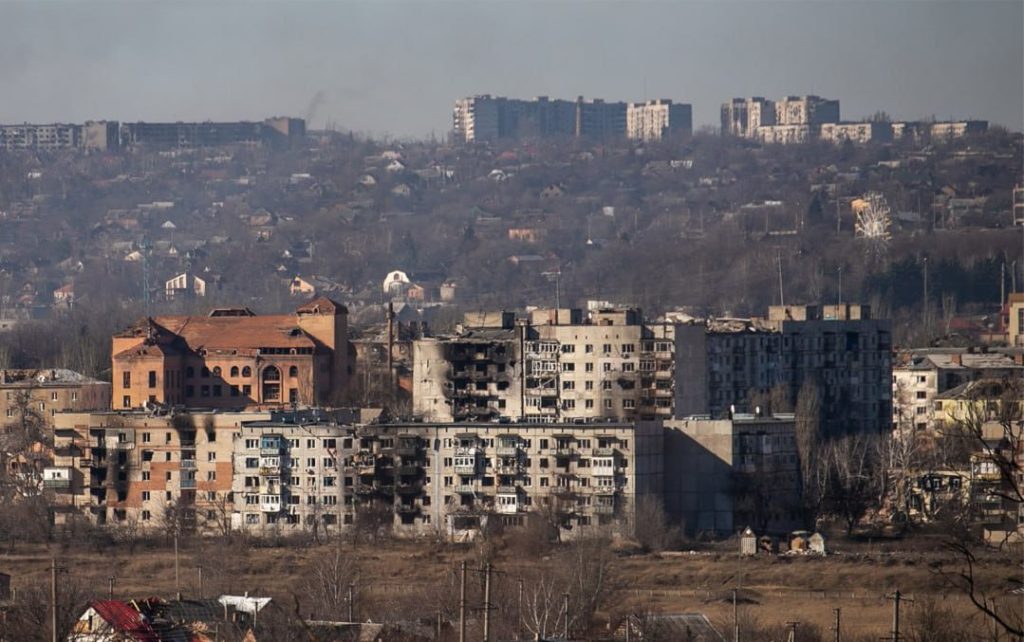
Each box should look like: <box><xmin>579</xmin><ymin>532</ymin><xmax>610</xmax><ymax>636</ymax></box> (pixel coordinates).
<box><xmin>386</xmin><ymin>302</ymin><xmax>395</xmax><ymax>396</ymax></box>
<box><xmin>922</xmin><ymin>257</ymin><xmax>929</xmax><ymax>336</ymax></box>
<box><xmin>732</xmin><ymin>588</ymin><xmax>739</xmax><ymax>642</ymax></box>
<box><xmin>482</xmin><ymin>563</ymin><xmax>492</xmax><ymax>642</ymax></box>
<box><xmin>777</xmin><ymin>250</ymin><xmax>785</xmax><ymax>307</ymax></box>
<box><xmin>174</xmin><ymin>534</ymin><xmax>181</xmax><ymax>600</ymax></box>
<box><xmin>837</xmin><ymin>266</ymin><xmax>843</xmax><ymax>307</ymax></box>
<box><xmin>51</xmin><ymin>558</ymin><xmax>58</xmax><ymax>642</ymax></box>
<box><xmin>108</xmin><ymin>576</ymin><xmax>115</xmax><ymax>599</ymax></box>
<box><xmin>563</xmin><ymin>592</ymin><xmax>569</xmax><ymax>641</ymax></box>
<box><xmin>459</xmin><ymin>561</ymin><xmax>467</xmax><ymax>642</ymax></box>
<box><xmin>517</xmin><ymin>577</ymin><xmax>524</xmax><ymax>639</ymax></box>
<box><xmin>786</xmin><ymin>621</ymin><xmax>799</xmax><ymax>642</ymax></box>
<box><xmin>831</xmin><ymin>607</ymin><xmax>841</xmax><ymax>642</ymax></box>
<box><xmin>348</xmin><ymin>583</ymin><xmax>355</xmax><ymax>622</ymax></box>
<box><xmin>197</xmin><ymin>566</ymin><xmax>203</xmax><ymax>599</ymax></box>
<box><xmin>886</xmin><ymin>589</ymin><xmax>912</xmax><ymax>641</ymax></box>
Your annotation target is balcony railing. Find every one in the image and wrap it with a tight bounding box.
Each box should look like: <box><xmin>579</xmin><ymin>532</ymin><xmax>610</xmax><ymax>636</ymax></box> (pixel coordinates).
<box><xmin>455</xmin><ymin>484</ymin><xmax>476</xmax><ymax>495</ymax></box>
<box><xmin>496</xmin><ymin>485</ymin><xmax>520</xmax><ymax>495</ymax></box>
<box><xmin>180</xmin><ymin>479</ymin><xmax>197</xmax><ymax>489</ymax></box>
<box><xmin>554</xmin><ymin>448</ymin><xmax>577</xmax><ymax>457</ymax></box>
<box><xmin>397</xmin><ymin>482</ymin><xmax>423</xmax><ymax>496</ymax></box>
<box><xmin>259</xmin><ymin>447</ymin><xmax>282</xmax><ymax>456</ymax></box>
<box><xmin>454</xmin><ymin>465</ymin><xmax>477</xmax><ymax>475</ymax></box>
<box><xmin>592</xmin><ymin>504</ymin><xmax>616</xmax><ymax>515</ymax></box>
<box><xmin>43</xmin><ymin>479</ymin><xmax>70</xmax><ymax>489</ymax></box>
<box><xmin>495</xmin><ymin>446</ymin><xmax>519</xmax><ymax>457</ymax></box>
<box><xmin>180</xmin><ymin>460</ymin><xmax>197</xmax><ymax>470</ymax></box>
<box><xmin>592</xmin><ymin>448</ymin><xmax>617</xmax><ymax>457</ymax></box>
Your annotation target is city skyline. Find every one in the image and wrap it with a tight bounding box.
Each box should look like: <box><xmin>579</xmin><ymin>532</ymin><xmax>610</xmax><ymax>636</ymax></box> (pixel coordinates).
<box><xmin>1</xmin><ymin>0</ymin><xmax>1021</xmax><ymax>138</ymax></box>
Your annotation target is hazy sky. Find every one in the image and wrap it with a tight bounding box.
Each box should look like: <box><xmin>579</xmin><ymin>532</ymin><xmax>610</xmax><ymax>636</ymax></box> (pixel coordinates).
<box><xmin>1</xmin><ymin>1</ymin><xmax>1021</xmax><ymax>137</ymax></box>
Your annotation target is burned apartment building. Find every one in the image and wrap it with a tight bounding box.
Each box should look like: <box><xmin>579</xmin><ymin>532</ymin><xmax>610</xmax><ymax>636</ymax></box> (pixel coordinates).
<box><xmin>1</xmin><ymin>368</ymin><xmax>110</xmax><ymax>429</ymax></box>
<box><xmin>412</xmin><ymin>308</ymin><xmax>685</xmax><ymax>423</ymax></box>
<box><xmin>674</xmin><ymin>304</ymin><xmax>892</xmax><ymax>435</ymax></box>
<box><xmin>49</xmin><ymin>409</ymin><xmax>271</xmax><ymax>532</ymax></box>
<box><xmin>112</xmin><ymin>297</ymin><xmax>350</xmax><ymax>410</ymax></box>
<box><xmin>347</xmin><ymin>420</ymin><xmax>663</xmax><ymax>540</ymax></box>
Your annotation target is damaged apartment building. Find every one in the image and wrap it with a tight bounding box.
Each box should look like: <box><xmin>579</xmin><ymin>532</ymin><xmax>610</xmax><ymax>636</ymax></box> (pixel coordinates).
<box><xmin>413</xmin><ymin>308</ymin><xmax>684</xmax><ymax>423</ymax></box>
<box><xmin>413</xmin><ymin>304</ymin><xmax>891</xmax><ymax>434</ymax></box>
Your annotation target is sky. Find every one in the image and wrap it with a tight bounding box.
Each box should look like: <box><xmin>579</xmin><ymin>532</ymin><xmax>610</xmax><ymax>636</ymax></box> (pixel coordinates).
<box><xmin>1</xmin><ymin>0</ymin><xmax>1021</xmax><ymax>138</ymax></box>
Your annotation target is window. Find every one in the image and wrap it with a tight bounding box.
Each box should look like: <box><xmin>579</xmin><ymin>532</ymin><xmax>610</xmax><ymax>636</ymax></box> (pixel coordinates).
<box><xmin>50</xmin><ymin>391</ymin><xmax>58</xmax><ymax>401</ymax></box>
<box><xmin>142</xmin><ymin>491</ymin><xmax>151</xmax><ymax>501</ymax></box>
<box><xmin>212</xmin><ymin>366</ymin><xmax>222</xmax><ymax>377</ymax></box>
<box><xmin>622</xmin><ymin>362</ymin><xmax>635</xmax><ymax>372</ymax></box>
<box><xmin>230</xmin><ymin>366</ymin><xmax>239</xmax><ymax>377</ymax></box>
<box><xmin>185</xmin><ymin>385</ymin><xmax>194</xmax><ymax>397</ymax></box>
<box><xmin>242</xmin><ymin>366</ymin><xmax>252</xmax><ymax>377</ymax></box>
<box><xmin>585</xmin><ymin>399</ymin><xmax>594</xmax><ymax>409</ymax></box>
<box><xmin>166</xmin><ymin>471</ymin><xmax>172</xmax><ymax>481</ymax></box>
<box><xmin>142</xmin><ymin>510</ymin><xmax>151</xmax><ymax>521</ymax></box>
<box><xmin>289</xmin><ymin>366</ymin><xmax>299</xmax><ymax>377</ymax></box>
<box><xmin>231</xmin><ymin>386</ymin><xmax>239</xmax><ymax>397</ymax></box>
<box><xmin>585</xmin><ymin>363</ymin><xmax>594</xmax><ymax>373</ymax></box>
<box><xmin>245</xmin><ymin>439</ymin><xmax>258</xmax><ymax>449</ymax></box>
<box><xmin>585</xmin><ymin>344</ymin><xmax>593</xmax><ymax>353</ymax></box>
<box><xmin>122</xmin><ymin>395</ymin><xmax>131</xmax><ymax>409</ymax></box>
<box><xmin>602</xmin><ymin>380</ymin><xmax>612</xmax><ymax>390</ymax></box>
<box><xmin>915</xmin><ymin>391</ymin><xmax>927</xmax><ymax>399</ymax></box>
<box><xmin>585</xmin><ymin>381</ymin><xmax>594</xmax><ymax>390</ymax></box>
<box><xmin>242</xmin><ymin>385</ymin><xmax>252</xmax><ymax>396</ymax></box>
<box><xmin>289</xmin><ymin>389</ymin><xmax>298</xmax><ymax>403</ymax></box>
<box><xmin>213</xmin><ymin>385</ymin><xmax>222</xmax><ymax>397</ymax></box>
<box><xmin>186</xmin><ymin>366</ymin><xmax>195</xmax><ymax>378</ymax></box>
<box><xmin>561</xmin><ymin>362</ymin><xmax>575</xmax><ymax>372</ymax></box>
<box><xmin>122</xmin><ymin>372</ymin><xmax>131</xmax><ymax>389</ymax></box>
<box><xmin>604</xmin><ymin>399</ymin><xmax>613</xmax><ymax>409</ymax></box>
<box><xmin>623</xmin><ymin>399</ymin><xmax>636</xmax><ymax>409</ymax></box>
<box><xmin>142</xmin><ymin>471</ymin><xmax>150</xmax><ymax>481</ymax></box>
<box><xmin>562</xmin><ymin>380</ymin><xmax>575</xmax><ymax>390</ymax></box>
<box><xmin>201</xmin><ymin>385</ymin><xmax>210</xmax><ymax>397</ymax></box>
<box><xmin>602</xmin><ymin>344</ymin><xmax>612</xmax><ymax>354</ymax></box>
<box><xmin>207</xmin><ymin>471</ymin><xmax>216</xmax><ymax>481</ymax></box>
<box><xmin>262</xmin><ymin>366</ymin><xmax>281</xmax><ymax>401</ymax></box>
<box><xmin>622</xmin><ymin>344</ymin><xmax>634</xmax><ymax>353</ymax></box>
<box><xmin>142</xmin><ymin>432</ymin><xmax>151</xmax><ymax>443</ymax></box>
<box><xmin>201</xmin><ymin>367</ymin><xmax>211</xmax><ymax>378</ymax></box>
<box><xmin>148</xmin><ymin>371</ymin><xmax>157</xmax><ymax>388</ymax></box>
<box><xmin>246</xmin><ymin>457</ymin><xmax>258</xmax><ymax>468</ymax></box>
<box><xmin>208</xmin><ymin>452</ymin><xmax>216</xmax><ymax>462</ymax></box>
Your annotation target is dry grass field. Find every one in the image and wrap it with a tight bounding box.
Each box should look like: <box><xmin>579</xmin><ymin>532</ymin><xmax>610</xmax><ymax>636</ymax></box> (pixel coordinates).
<box><xmin>1</xmin><ymin>533</ymin><xmax>1018</xmax><ymax>639</ymax></box>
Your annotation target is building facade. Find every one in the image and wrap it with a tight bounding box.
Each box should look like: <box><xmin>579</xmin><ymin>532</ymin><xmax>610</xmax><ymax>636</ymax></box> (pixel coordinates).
<box><xmin>1</xmin><ymin>369</ymin><xmax>110</xmax><ymax>431</ymax></box>
<box><xmin>819</xmin><ymin>122</ymin><xmax>894</xmax><ymax>145</ymax></box>
<box><xmin>49</xmin><ymin>409</ymin><xmax>271</xmax><ymax>532</ymax></box>
<box><xmin>664</xmin><ymin>414</ymin><xmax>800</xmax><ymax>536</ymax></box>
<box><xmin>626</xmin><ymin>100</ymin><xmax>693</xmax><ymax>141</ymax></box>
<box><xmin>111</xmin><ymin>297</ymin><xmax>350</xmax><ymax>410</ymax></box>
<box><xmin>720</xmin><ymin>97</ymin><xmax>776</xmax><ymax>137</ymax></box>
<box><xmin>452</xmin><ymin>95</ymin><xmax>637</xmax><ymax>143</ymax></box>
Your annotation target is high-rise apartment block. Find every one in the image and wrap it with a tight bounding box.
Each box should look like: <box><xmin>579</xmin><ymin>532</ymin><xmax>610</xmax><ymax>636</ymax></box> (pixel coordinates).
<box><xmin>413</xmin><ymin>308</ymin><xmax>685</xmax><ymax>423</ymax></box>
<box><xmin>626</xmin><ymin>100</ymin><xmax>693</xmax><ymax>141</ymax></box>
<box><xmin>413</xmin><ymin>304</ymin><xmax>891</xmax><ymax>434</ymax></box>
<box><xmin>453</xmin><ymin>95</ymin><xmax>694</xmax><ymax>143</ymax></box>
<box><xmin>111</xmin><ymin>297</ymin><xmax>350</xmax><ymax>410</ymax></box>
<box><xmin>720</xmin><ymin>97</ymin><xmax>775</xmax><ymax>138</ymax></box>
<box><xmin>722</xmin><ymin>95</ymin><xmax>840</xmax><ymax>143</ymax></box>
<box><xmin>51</xmin><ymin>409</ymin><xmax>660</xmax><ymax>540</ymax></box>
<box><xmin>0</xmin><ymin>117</ymin><xmax>305</xmax><ymax>152</ymax></box>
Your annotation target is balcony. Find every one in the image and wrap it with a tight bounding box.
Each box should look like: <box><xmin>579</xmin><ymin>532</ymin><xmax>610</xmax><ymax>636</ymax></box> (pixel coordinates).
<box><xmin>455</xmin><ymin>484</ymin><xmax>476</xmax><ymax>495</ymax></box>
<box><xmin>496</xmin><ymin>465</ymin><xmax>522</xmax><ymax>476</ymax></box>
<box><xmin>397</xmin><ymin>483</ymin><xmax>423</xmax><ymax>496</ymax></box>
<box><xmin>496</xmin><ymin>485</ymin><xmax>520</xmax><ymax>496</ymax></box>
<box><xmin>259</xmin><ymin>495</ymin><xmax>282</xmax><ymax>513</ymax></box>
<box><xmin>593</xmin><ymin>486</ymin><xmax>619</xmax><ymax>496</ymax></box>
<box><xmin>43</xmin><ymin>479</ymin><xmax>70</xmax><ymax>489</ymax></box>
<box><xmin>180</xmin><ymin>479</ymin><xmax>197</xmax><ymax>490</ymax></box>
<box><xmin>106</xmin><ymin>441</ymin><xmax>135</xmax><ymax>451</ymax></box>
<box><xmin>454</xmin><ymin>464</ymin><xmax>477</xmax><ymax>476</ymax></box>
<box><xmin>259</xmin><ymin>447</ymin><xmax>281</xmax><ymax>456</ymax></box>
<box><xmin>395</xmin><ymin>446</ymin><xmax>420</xmax><ymax>457</ymax></box>
<box><xmin>180</xmin><ymin>459</ymin><xmax>197</xmax><ymax>470</ymax></box>
<box><xmin>495</xmin><ymin>446</ymin><xmax>519</xmax><ymax>457</ymax></box>
<box><xmin>554</xmin><ymin>448</ymin><xmax>577</xmax><ymax>457</ymax></box>
<box><xmin>397</xmin><ymin>504</ymin><xmax>420</xmax><ymax>515</ymax></box>
<box><xmin>592</xmin><ymin>465</ymin><xmax>616</xmax><ymax>477</ymax></box>
<box><xmin>592</xmin><ymin>448</ymin><xmax>617</xmax><ymax>457</ymax></box>
<box><xmin>593</xmin><ymin>504</ymin><xmax>616</xmax><ymax>515</ymax></box>
<box><xmin>397</xmin><ymin>464</ymin><xmax>421</xmax><ymax>476</ymax></box>
<box><xmin>354</xmin><ymin>484</ymin><xmax>376</xmax><ymax>495</ymax></box>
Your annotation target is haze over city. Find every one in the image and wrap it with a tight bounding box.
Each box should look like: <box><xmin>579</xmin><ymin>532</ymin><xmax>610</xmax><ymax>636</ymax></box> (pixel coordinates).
<box><xmin>1</xmin><ymin>0</ymin><xmax>1022</xmax><ymax>137</ymax></box>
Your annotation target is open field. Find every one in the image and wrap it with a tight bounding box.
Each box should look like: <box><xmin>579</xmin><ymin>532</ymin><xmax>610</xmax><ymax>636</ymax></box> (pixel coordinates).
<box><xmin>2</xmin><ymin>534</ymin><xmax>1018</xmax><ymax>639</ymax></box>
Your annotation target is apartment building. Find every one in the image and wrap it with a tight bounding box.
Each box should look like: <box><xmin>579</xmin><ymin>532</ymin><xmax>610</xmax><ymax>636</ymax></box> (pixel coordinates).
<box><xmin>664</xmin><ymin>414</ymin><xmax>800</xmax><ymax>536</ymax></box>
<box><xmin>1</xmin><ymin>369</ymin><xmax>110</xmax><ymax>430</ymax></box>
<box><xmin>119</xmin><ymin>117</ymin><xmax>306</xmax><ymax>149</ymax></box>
<box><xmin>723</xmin><ymin>95</ymin><xmax>839</xmax><ymax>144</ymax></box>
<box><xmin>0</xmin><ymin>123</ymin><xmax>81</xmax><ymax>151</ymax></box>
<box><xmin>412</xmin><ymin>308</ymin><xmax>684</xmax><ymax>423</ymax></box>
<box><xmin>753</xmin><ymin>124</ymin><xmax>813</xmax><ymax>145</ymax></box>
<box><xmin>675</xmin><ymin>304</ymin><xmax>892</xmax><ymax>435</ymax></box>
<box><xmin>720</xmin><ymin>97</ymin><xmax>775</xmax><ymax>137</ymax></box>
<box><xmin>49</xmin><ymin>409</ymin><xmax>270</xmax><ymax>532</ymax></box>
<box><xmin>892</xmin><ymin>348</ymin><xmax>1023</xmax><ymax>434</ymax></box>
<box><xmin>928</xmin><ymin>120</ymin><xmax>988</xmax><ymax>140</ymax></box>
<box><xmin>452</xmin><ymin>95</ymin><xmax>632</xmax><ymax>143</ymax></box>
<box><xmin>350</xmin><ymin>420</ymin><xmax>663</xmax><ymax>540</ymax></box>
<box><xmin>626</xmin><ymin>100</ymin><xmax>693</xmax><ymax>141</ymax></box>
<box><xmin>231</xmin><ymin>419</ymin><xmax>352</xmax><ymax>535</ymax></box>
<box><xmin>773</xmin><ymin>95</ymin><xmax>840</xmax><ymax>127</ymax></box>
<box><xmin>111</xmin><ymin>297</ymin><xmax>350</xmax><ymax>410</ymax></box>
<box><xmin>819</xmin><ymin>122</ymin><xmax>894</xmax><ymax>145</ymax></box>
<box><xmin>1007</xmin><ymin>293</ymin><xmax>1024</xmax><ymax>347</ymax></box>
